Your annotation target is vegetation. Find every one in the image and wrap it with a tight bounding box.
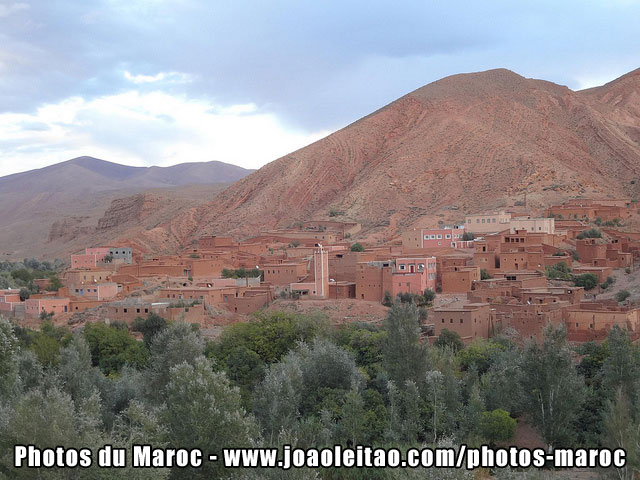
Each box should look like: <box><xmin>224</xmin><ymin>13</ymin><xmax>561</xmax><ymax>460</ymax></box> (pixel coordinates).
<box><xmin>573</xmin><ymin>273</ymin><xmax>598</xmax><ymax>291</ymax></box>
<box><xmin>576</xmin><ymin>228</ymin><xmax>602</xmax><ymax>239</ymax></box>
<box><xmin>221</xmin><ymin>267</ymin><xmax>262</xmax><ymax>279</ymax></box>
<box><xmin>350</xmin><ymin>242</ymin><xmax>365</xmax><ymax>252</ymax></box>
<box><xmin>545</xmin><ymin>261</ymin><xmax>572</xmax><ymax>280</ymax></box>
<box><xmin>616</xmin><ymin>290</ymin><xmax>631</xmax><ymax>303</ymax></box>
<box><xmin>462</xmin><ymin>231</ymin><xmax>475</xmax><ymax>241</ymax></box>
<box><xmin>601</xmin><ymin>276</ymin><xmax>615</xmax><ymax>290</ymax></box>
<box><xmin>480</xmin><ymin>268</ymin><xmax>492</xmax><ymax>280</ymax></box>
<box><xmin>328</xmin><ymin>208</ymin><xmax>344</xmax><ymax>217</ymax></box>
<box><xmin>2</xmin><ymin>309</ymin><xmax>640</xmax><ymax>477</ymax></box>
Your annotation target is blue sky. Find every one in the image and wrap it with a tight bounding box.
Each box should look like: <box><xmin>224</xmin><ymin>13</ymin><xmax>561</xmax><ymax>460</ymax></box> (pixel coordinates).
<box><xmin>1</xmin><ymin>0</ymin><xmax>639</xmax><ymax>176</ymax></box>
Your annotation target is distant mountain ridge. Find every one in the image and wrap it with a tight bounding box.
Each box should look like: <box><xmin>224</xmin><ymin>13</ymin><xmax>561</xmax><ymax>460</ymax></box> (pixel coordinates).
<box><xmin>0</xmin><ymin>157</ymin><xmax>253</xmax><ymax>259</ymax></box>
<box><xmin>0</xmin><ymin>156</ymin><xmax>254</xmax><ymax>192</ymax></box>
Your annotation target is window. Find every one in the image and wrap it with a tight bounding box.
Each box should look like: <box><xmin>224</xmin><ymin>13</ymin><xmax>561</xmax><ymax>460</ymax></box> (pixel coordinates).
<box><xmin>492</xmin><ymin>218</ymin><xmax>496</xmax><ymax>223</ymax></box>
<box><xmin>437</xmin><ymin>234</ymin><xmax>442</xmax><ymax>239</ymax></box>
<box><xmin>482</xmin><ymin>219</ymin><xmax>485</xmax><ymax>223</ymax></box>
<box><xmin>424</xmin><ymin>235</ymin><xmax>429</xmax><ymax>240</ymax></box>
<box><xmin>398</xmin><ymin>264</ymin><xmax>406</xmax><ymax>270</ymax></box>
<box><xmin>445</xmin><ymin>234</ymin><xmax>451</xmax><ymax>239</ymax></box>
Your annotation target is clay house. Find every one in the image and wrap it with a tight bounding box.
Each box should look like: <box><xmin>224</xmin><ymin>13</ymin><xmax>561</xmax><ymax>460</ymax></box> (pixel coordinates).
<box><xmin>355</xmin><ymin>256</ymin><xmax>436</xmax><ymax>302</ymax></box>
<box><xmin>546</xmin><ymin>198</ymin><xmax>634</xmax><ymax>222</ymax></box>
<box><xmin>71</xmin><ymin>254</ymin><xmax>98</xmax><ymax>269</ymax></box>
<box><xmin>25</xmin><ymin>297</ymin><xmax>70</xmax><ymax>317</ymax></box>
<box><xmin>63</xmin><ymin>269</ymin><xmax>113</xmax><ymax>286</ymax></box>
<box><xmin>402</xmin><ymin>225</ymin><xmax>470</xmax><ymax>250</ymax></box>
<box><xmin>565</xmin><ymin>302</ymin><xmax>640</xmax><ymax>342</ymax></box>
<box><xmin>69</xmin><ymin>282</ymin><xmax>119</xmax><ymax>301</ymax></box>
<box><xmin>430</xmin><ymin>303</ymin><xmax>493</xmax><ymax>343</ymax></box>
<box><xmin>440</xmin><ymin>265</ymin><xmax>480</xmax><ymax>294</ymax></box>
<box><xmin>263</xmin><ymin>261</ymin><xmax>308</xmax><ymax>286</ymax></box>
<box><xmin>509</xmin><ymin>217</ymin><xmax>555</xmax><ymax>235</ymax></box>
<box><xmin>465</xmin><ymin>211</ymin><xmax>512</xmax><ymax>234</ymax></box>
<box><xmin>329</xmin><ymin>250</ymin><xmax>376</xmax><ymax>283</ymax></box>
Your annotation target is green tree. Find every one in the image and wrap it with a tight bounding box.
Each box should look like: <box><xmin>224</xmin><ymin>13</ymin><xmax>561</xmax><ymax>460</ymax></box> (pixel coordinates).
<box><xmin>479</xmin><ymin>409</ymin><xmax>517</xmax><ymax>445</ymax></box>
<box><xmin>573</xmin><ymin>273</ymin><xmax>598</xmax><ymax>290</ymax></box>
<box><xmin>162</xmin><ymin>356</ymin><xmax>259</xmax><ymax>479</ymax></box>
<box><xmin>480</xmin><ymin>269</ymin><xmax>492</xmax><ymax>280</ymax></box>
<box><xmin>83</xmin><ymin>322</ymin><xmax>148</xmax><ymax>375</ymax></box>
<box><xmin>434</xmin><ymin>329</ymin><xmax>464</xmax><ymax>352</ymax></box>
<box><xmin>382</xmin><ymin>302</ymin><xmax>428</xmax><ymax>386</ymax></box>
<box><xmin>350</xmin><ymin>242</ymin><xmax>365</xmax><ymax>252</ymax></box>
<box><xmin>131</xmin><ymin>313</ymin><xmax>168</xmax><ymax>347</ymax></box>
<box><xmin>520</xmin><ymin>325</ymin><xmax>585</xmax><ymax>450</ymax></box>
<box><xmin>18</xmin><ymin>287</ymin><xmax>30</xmax><ymax>301</ymax></box>
<box><xmin>616</xmin><ymin>290</ymin><xmax>631</xmax><ymax>303</ymax></box>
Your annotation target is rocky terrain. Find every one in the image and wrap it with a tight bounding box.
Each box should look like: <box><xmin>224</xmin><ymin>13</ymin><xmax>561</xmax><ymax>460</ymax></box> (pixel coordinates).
<box><xmin>0</xmin><ymin>157</ymin><xmax>251</xmax><ymax>260</ymax></box>
<box><xmin>128</xmin><ymin>67</ymin><xmax>639</xmax><ymax>250</ymax></box>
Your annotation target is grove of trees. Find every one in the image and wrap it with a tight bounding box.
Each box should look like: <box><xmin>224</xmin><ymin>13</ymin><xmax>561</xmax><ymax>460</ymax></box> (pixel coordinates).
<box><xmin>1</xmin><ymin>303</ymin><xmax>638</xmax><ymax>478</ymax></box>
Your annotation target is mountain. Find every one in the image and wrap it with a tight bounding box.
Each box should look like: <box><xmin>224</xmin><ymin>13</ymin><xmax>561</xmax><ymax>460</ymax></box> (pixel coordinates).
<box><xmin>132</xmin><ymin>67</ymin><xmax>640</xmax><ymax>249</ymax></box>
<box><xmin>0</xmin><ymin>157</ymin><xmax>253</xmax><ymax>259</ymax></box>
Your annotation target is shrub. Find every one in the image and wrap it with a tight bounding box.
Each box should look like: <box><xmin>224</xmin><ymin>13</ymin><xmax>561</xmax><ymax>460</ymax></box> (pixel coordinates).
<box><xmin>480</xmin><ymin>409</ymin><xmax>517</xmax><ymax>445</ymax></box>
<box><xmin>573</xmin><ymin>273</ymin><xmax>598</xmax><ymax>291</ymax></box>
<box><xmin>480</xmin><ymin>269</ymin><xmax>492</xmax><ymax>280</ymax></box>
<box><xmin>423</xmin><ymin>289</ymin><xmax>436</xmax><ymax>303</ymax></box>
<box><xmin>434</xmin><ymin>329</ymin><xmax>464</xmax><ymax>352</ymax></box>
<box><xmin>462</xmin><ymin>232</ymin><xmax>475</xmax><ymax>241</ymax></box>
<box><xmin>576</xmin><ymin>228</ymin><xmax>602</xmax><ymax>240</ymax></box>
<box><xmin>626</xmin><ymin>267</ymin><xmax>632</xmax><ymax>274</ymax></box>
<box><xmin>350</xmin><ymin>243</ymin><xmax>365</xmax><ymax>252</ymax></box>
<box><xmin>545</xmin><ymin>262</ymin><xmax>572</xmax><ymax>280</ymax></box>
<box><xmin>616</xmin><ymin>290</ymin><xmax>631</xmax><ymax>303</ymax></box>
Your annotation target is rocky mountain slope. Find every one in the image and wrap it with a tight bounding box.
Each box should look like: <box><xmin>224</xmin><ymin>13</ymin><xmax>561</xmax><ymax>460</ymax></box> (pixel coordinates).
<box><xmin>133</xmin><ymin>67</ymin><xmax>640</xmax><ymax>250</ymax></box>
<box><xmin>0</xmin><ymin>157</ymin><xmax>252</xmax><ymax>259</ymax></box>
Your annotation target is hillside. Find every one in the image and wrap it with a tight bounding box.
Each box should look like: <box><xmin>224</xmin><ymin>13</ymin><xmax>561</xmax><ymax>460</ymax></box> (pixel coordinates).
<box><xmin>0</xmin><ymin>157</ymin><xmax>253</xmax><ymax>259</ymax></box>
<box><xmin>131</xmin><ymin>67</ymin><xmax>640</xmax><ymax>250</ymax></box>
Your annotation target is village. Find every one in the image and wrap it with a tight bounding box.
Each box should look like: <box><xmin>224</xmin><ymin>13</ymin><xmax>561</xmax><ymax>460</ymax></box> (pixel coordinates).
<box><xmin>2</xmin><ymin>197</ymin><xmax>640</xmax><ymax>345</ymax></box>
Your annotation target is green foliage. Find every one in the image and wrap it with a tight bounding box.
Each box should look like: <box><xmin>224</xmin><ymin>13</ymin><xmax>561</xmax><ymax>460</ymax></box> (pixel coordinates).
<box><xmin>18</xmin><ymin>287</ymin><xmax>30</xmax><ymax>301</ymax></box>
<box><xmin>520</xmin><ymin>324</ymin><xmax>586</xmax><ymax>449</ymax></box>
<box><xmin>600</xmin><ymin>275</ymin><xmax>615</xmax><ymax>290</ymax></box>
<box><xmin>383</xmin><ymin>302</ymin><xmax>428</xmax><ymax>386</ymax></box>
<box><xmin>221</xmin><ymin>267</ymin><xmax>262</xmax><ymax>279</ymax></box>
<box><xmin>573</xmin><ymin>273</ymin><xmax>598</xmax><ymax>290</ymax></box>
<box><xmin>14</xmin><ymin>320</ymin><xmax>72</xmax><ymax>367</ymax></box>
<box><xmin>382</xmin><ymin>290</ymin><xmax>393</xmax><ymax>307</ymax></box>
<box><xmin>616</xmin><ymin>290</ymin><xmax>631</xmax><ymax>303</ymax></box>
<box><xmin>479</xmin><ymin>409</ymin><xmax>517</xmax><ymax>445</ymax></box>
<box><xmin>423</xmin><ymin>288</ymin><xmax>436</xmax><ymax>303</ymax></box>
<box><xmin>576</xmin><ymin>228</ymin><xmax>602</xmax><ymax>239</ymax></box>
<box><xmin>545</xmin><ymin>261</ymin><xmax>572</xmax><ymax>280</ymax></box>
<box><xmin>163</xmin><ymin>356</ymin><xmax>259</xmax><ymax>479</ymax></box>
<box><xmin>350</xmin><ymin>242</ymin><xmax>365</xmax><ymax>252</ymax></box>
<box><xmin>480</xmin><ymin>269</ymin><xmax>492</xmax><ymax>280</ymax></box>
<box><xmin>132</xmin><ymin>312</ymin><xmax>168</xmax><ymax>347</ymax></box>
<box><xmin>188</xmin><ymin>253</ymin><xmax>200</xmax><ymax>258</ymax></box>
<box><xmin>462</xmin><ymin>231</ymin><xmax>475</xmax><ymax>241</ymax></box>
<box><xmin>328</xmin><ymin>208</ymin><xmax>344</xmax><ymax>217</ymax></box>
<box><xmin>434</xmin><ymin>329</ymin><xmax>464</xmax><ymax>352</ymax></box>
<box><xmin>83</xmin><ymin>322</ymin><xmax>149</xmax><ymax>375</ymax></box>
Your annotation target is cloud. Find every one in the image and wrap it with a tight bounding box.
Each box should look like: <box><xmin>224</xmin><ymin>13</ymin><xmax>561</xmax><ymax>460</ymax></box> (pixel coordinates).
<box><xmin>123</xmin><ymin>70</ymin><xmax>192</xmax><ymax>84</ymax></box>
<box><xmin>0</xmin><ymin>91</ymin><xmax>330</xmax><ymax>176</ymax></box>
<box><xmin>0</xmin><ymin>0</ymin><xmax>639</xmax><ymax>175</ymax></box>
<box><xmin>0</xmin><ymin>2</ymin><xmax>29</xmax><ymax>18</ymax></box>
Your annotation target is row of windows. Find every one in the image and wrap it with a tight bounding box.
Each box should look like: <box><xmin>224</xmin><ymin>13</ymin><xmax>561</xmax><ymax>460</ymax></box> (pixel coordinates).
<box><xmin>468</xmin><ymin>218</ymin><xmax>498</xmax><ymax>224</ymax></box>
<box><xmin>424</xmin><ymin>233</ymin><xmax>462</xmax><ymax>240</ymax></box>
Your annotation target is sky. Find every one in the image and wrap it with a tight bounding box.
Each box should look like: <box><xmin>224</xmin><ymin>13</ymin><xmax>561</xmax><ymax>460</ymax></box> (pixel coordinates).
<box><xmin>0</xmin><ymin>0</ymin><xmax>639</xmax><ymax>177</ymax></box>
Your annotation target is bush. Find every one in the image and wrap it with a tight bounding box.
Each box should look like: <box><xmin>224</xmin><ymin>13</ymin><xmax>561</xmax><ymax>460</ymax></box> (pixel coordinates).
<box><xmin>382</xmin><ymin>291</ymin><xmax>393</xmax><ymax>307</ymax></box>
<box><xmin>625</xmin><ymin>267</ymin><xmax>631</xmax><ymax>274</ymax></box>
<box><xmin>434</xmin><ymin>329</ymin><xmax>464</xmax><ymax>352</ymax></box>
<box><xmin>480</xmin><ymin>269</ymin><xmax>492</xmax><ymax>280</ymax></box>
<box><xmin>350</xmin><ymin>243</ymin><xmax>365</xmax><ymax>252</ymax></box>
<box><xmin>19</xmin><ymin>288</ymin><xmax>31</xmax><ymax>301</ymax></box>
<box><xmin>576</xmin><ymin>229</ymin><xmax>602</xmax><ymax>240</ymax></box>
<box><xmin>329</xmin><ymin>209</ymin><xmax>344</xmax><ymax>217</ymax></box>
<box><xmin>480</xmin><ymin>409</ymin><xmax>517</xmax><ymax>445</ymax></box>
<box><xmin>573</xmin><ymin>273</ymin><xmax>598</xmax><ymax>291</ymax></box>
<box><xmin>462</xmin><ymin>232</ymin><xmax>475</xmax><ymax>241</ymax></box>
<box><xmin>423</xmin><ymin>289</ymin><xmax>436</xmax><ymax>303</ymax></box>
<box><xmin>616</xmin><ymin>290</ymin><xmax>631</xmax><ymax>303</ymax></box>
<box><xmin>546</xmin><ymin>262</ymin><xmax>572</xmax><ymax>280</ymax></box>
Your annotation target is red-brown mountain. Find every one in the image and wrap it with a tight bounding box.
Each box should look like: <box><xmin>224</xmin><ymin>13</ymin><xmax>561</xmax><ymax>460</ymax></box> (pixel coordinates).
<box><xmin>146</xmin><ymin>67</ymin><xmax>640</xmax><ymax>249</ymax></box>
